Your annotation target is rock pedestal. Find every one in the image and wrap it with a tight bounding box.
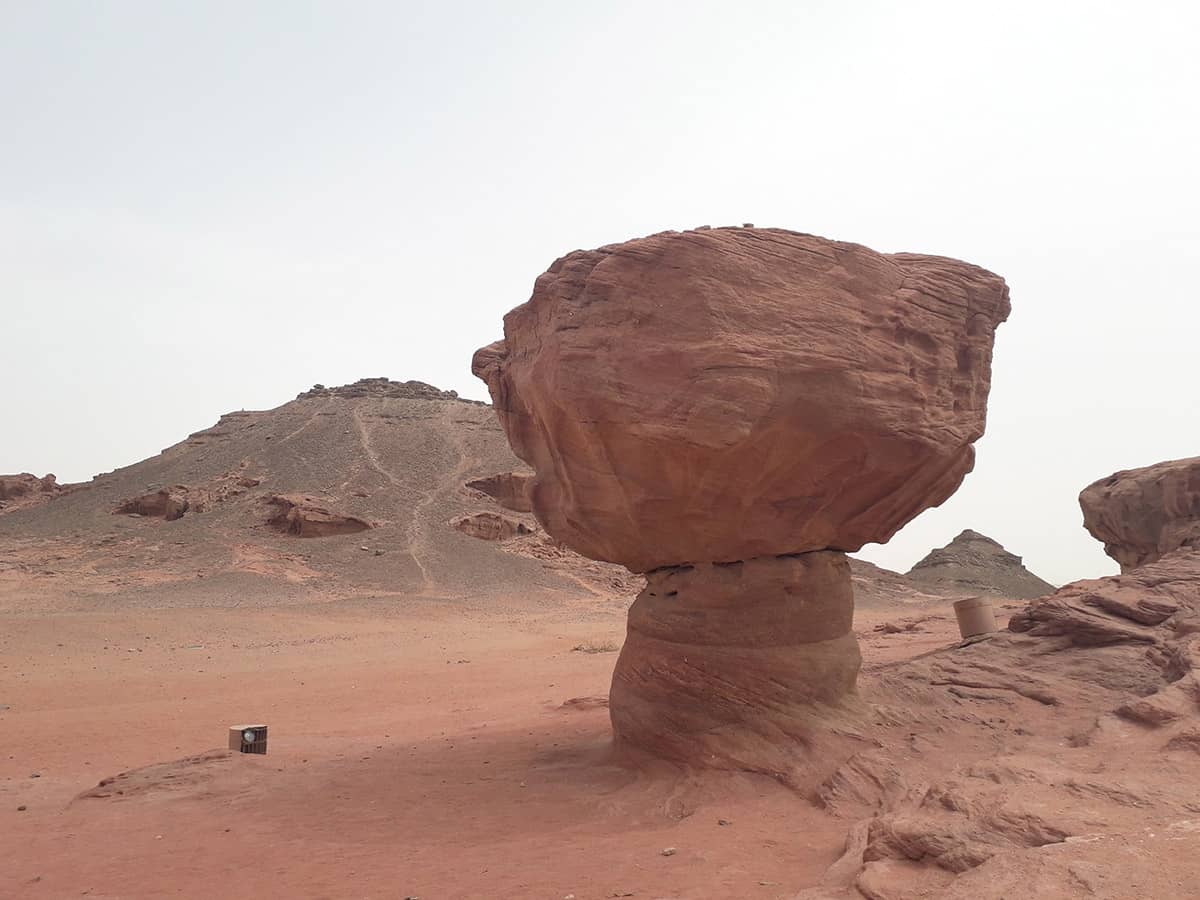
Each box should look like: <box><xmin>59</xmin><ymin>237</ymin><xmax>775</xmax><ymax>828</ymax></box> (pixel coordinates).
<box><xmin>473</xmin><ymin>227</ymin><xmax>1009</xmax><ymax>772</ymax></box>
<box><xmin>610</xmin><ymin>552</ymin><xmax>861</xmax><ymax>772</ymax></box>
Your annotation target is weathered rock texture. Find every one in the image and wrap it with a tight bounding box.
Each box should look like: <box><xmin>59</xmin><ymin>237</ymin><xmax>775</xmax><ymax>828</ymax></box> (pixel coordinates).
<box><xmin>295</xmin><ymin>377</ymin><xmax>484</xmax><ymax>403</ymax></box>
<box><xmin>1080</xmin><ymin>456</ymin><xmax>1200</xmax><ymax>572</ymax></box>
<box><xmin>0</xmin><ymin>473</ymin><xmax>59</xmax><ymax>501</ymax></box>
<box><xmin>611</xmin><ymin>551</ymin><xmax>863</xmax><ymax>775</ymax></box>
<box><xmin>266</xmin><ymin>494</ymin><xmax>372</xmax><ymax>537</ymax></box>
<box><xmin>906</xmin><ymin>529</ymin><xmax>1055</xmax><ymax>599</ymax></box>
<box><xmin>465</xmin><ymin>472</ymin><xmax>534</xmax><ymax>513</ymax></box>
<box><xmin>451</xmin><ymin>511</ymin><xmax>532</xmax><ymax>541</ymax></box>
<box><xmin>473</xmin><ymin>227</ymin><xmax>1009</xmax><ymax>769</ymax></box>
<box><xmin>0</xmin><ymin>473</ymin><xmax>63</xmax><ymax>515</ymax></box>
<box><xmin>115</xmin><ymin>488</ymin><xmax>192</xmax><ymax>521</ymax></box>
<box><xmin>473</xmin><ymin>227</ymin><xmax>1010</xmax><ymax>573</ymax></box>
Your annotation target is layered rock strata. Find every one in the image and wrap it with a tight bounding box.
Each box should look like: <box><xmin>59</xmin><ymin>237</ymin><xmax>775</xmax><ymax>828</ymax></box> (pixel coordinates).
<box><xmin>473</xmin><ymin>227</ymin><xmax>1009</xmax><ymax>768</ymax></box>
<box><xmin>1079</xmin><ymin>456</ymin><xmax>1200</xmax><ymax>571</ymax></box>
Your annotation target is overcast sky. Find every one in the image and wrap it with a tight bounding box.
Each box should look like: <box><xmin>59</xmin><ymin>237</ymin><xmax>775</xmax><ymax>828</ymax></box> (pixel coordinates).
<box><xmin>3</xmin><ymin>1</ymin><xmax>1197</xmax><ymax>585</ymax></box>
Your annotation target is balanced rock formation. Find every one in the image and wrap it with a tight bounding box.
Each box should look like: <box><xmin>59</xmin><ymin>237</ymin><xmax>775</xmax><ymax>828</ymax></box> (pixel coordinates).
<box><xmin>1079</xmin><ymin>456</ymin><xmax>1200</xmax><ymax>572</ymax></box>
<box><xmin>906</xmin><ymin>529</ymin><xmax>1054</xmax><ymax>599</ymax></box>
<box><xmin>473</xmin><ymin>227</ymin><xmax>1010</xmax><ymax>770</ymax></box>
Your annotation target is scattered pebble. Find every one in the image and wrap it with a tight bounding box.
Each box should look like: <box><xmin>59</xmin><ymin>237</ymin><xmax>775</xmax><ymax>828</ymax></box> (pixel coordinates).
<box><xmin>17</xmin><ymin>805</ymin><xmax>27</xmax><ymax>811</ymax></box>
<box><xmin>661</xmin><ymin>847</ymin><xmax>676</xmax><ymax>856</ymax></box>
<box><xmin>29</xmin><ymin>773</ymin><xmax>40</xmax><ymax>779</ymax></box>
<box><xmin>718</xmin><ymin>818</ymin><xmax>732</xmax><ymax>826</ymax></box>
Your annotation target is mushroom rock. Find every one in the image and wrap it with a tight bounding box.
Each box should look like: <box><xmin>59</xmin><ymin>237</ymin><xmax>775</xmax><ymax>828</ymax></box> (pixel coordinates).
<box><xmin>1079</xmin><ymin>457</ymin><xmax>1200</xmax><ymax>572</ymax></box>
<box><xmin>472</xmin><ymin>227</ymin><xmax>1010</xmax><ymax>770</ymax></box>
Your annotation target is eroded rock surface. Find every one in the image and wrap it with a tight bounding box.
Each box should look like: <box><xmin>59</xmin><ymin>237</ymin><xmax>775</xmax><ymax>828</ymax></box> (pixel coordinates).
<box><xmin>0</xmin><ymin>473</ymin><xmax>63</xmax><ymax>514</ymax></box>
<box><xmin>266</xmin><ymin>494</ymin><xmax>372</xmax><ymax>537</ymax></box>
<box><xmin>1080</xmin><ymin>456</ymin><xmax>1200</xmax><ymax>571</ymax></box>
<box><xmin>906</xmin><ymin>529</ymin><xmax>1054</xmax><ymax>599</ymax></box>
<box><xmin>115</xmin><ymin>487</ymin><xmax>193</xmax><ymax>520</ymax></box>
<box><xmin>451</xmin><ymin>511</ymin><xmax>532</xmax><ymax>541</ymax></box>
<box><xmin>473</xmin><ymin>227</ymin><xmax>1010</xmax><ymax>573</ymax></box>
<box><xmin>474</xmin><ymin>227</ymin><xmax>1009</xmax><ymax>772</ymax></box>
<box><xmin>612</xmin><ymin>552</ymin><xmax>863</xmax><ymax>774</ymax></box>
<box><xmin>465</xmin><ymin>472</ymin><xmax>534</xmax><ymax>512</ymax></box>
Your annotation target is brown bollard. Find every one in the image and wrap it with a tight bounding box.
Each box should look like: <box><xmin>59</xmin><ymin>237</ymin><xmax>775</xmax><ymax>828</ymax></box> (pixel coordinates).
<box><xmin>953</xmin><ymin>597</ymin><xmax>997</xmax><ymax>640</ymax></box>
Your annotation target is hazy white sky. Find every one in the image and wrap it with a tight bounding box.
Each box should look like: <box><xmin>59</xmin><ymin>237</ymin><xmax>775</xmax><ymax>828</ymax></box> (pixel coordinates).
<box><xmin>3</xmin><ymin>1</ymin><xmax>1198</xmax><ymax>585</ymax></box>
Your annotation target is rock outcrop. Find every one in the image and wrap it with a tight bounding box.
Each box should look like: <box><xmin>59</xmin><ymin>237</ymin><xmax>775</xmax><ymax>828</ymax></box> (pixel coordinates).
<box><xmin>0</xmin><ymin>473</ymin><xmax>63</xmax><ymax>514</ymax></box>
<box><xmin>113</xmin><ymin>474</ymin><xmax>262</xmax><ymax>521</ymax></box>
<box><xmin>0</xmin><ymin>473</ymin><xmax>59</xmax><ymax>500</ymax></box>
<box><xmin>265</xmin><ymin>494</ymin><xmax>372</xmax><ymax>537</ymax></box>
<box><xmin>473</xmin><ymin>227</ymin><xmax>1009</xmax><ymax>771</ymax></box>
<box><xmin>473</xmin><ymin>228</ymin><xmax>1011</xmax><ymax>573</ymax></box>
<box><xmin>115</xmin><ymin>487</ymin><xmax>192</xmax><ymax>520</ymax></box>
<box><xmin>464</xmin><ymin>472</ymin><xmax>534</xmax><ymax>512</ymax></box>
<box><xmin>451</xmin><ymin>511</ymin><xmax>532</xmax><ymax>541</ymax></box>
<box><xmin>906</xmin><ymin>529</ymin><xmax>1055</xmax><ymax>599</ymax></box>
<box><xmin>1079</xmin><ymin>456</ymin><xmax>1200</xmax><ymax>572</ymax></box>
<box><xmin>295</xmin><ymin>377</ymin><xmax>485</xmax><ymax>404</ymax></box>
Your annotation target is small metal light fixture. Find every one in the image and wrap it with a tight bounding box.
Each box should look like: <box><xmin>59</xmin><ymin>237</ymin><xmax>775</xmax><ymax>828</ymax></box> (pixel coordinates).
<box><xmin>228</xmin><ymin>723</ymin><xmax>268</xmax><ymax>754</ymax></box>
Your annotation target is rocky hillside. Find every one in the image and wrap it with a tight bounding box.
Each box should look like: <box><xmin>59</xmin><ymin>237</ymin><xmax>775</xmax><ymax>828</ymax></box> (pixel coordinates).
<box><xmin>0</xmin><ymin>379</ymin><xmax>628</xmax><ymax>611</ymax></box>
<box><xmin>905</xmin><ymin>528</ymin><xmax>1055</xmax><ymax>599</ymax></box>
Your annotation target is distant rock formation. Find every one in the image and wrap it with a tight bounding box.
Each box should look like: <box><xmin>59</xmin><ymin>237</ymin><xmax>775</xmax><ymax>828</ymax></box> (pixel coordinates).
<box><xmin>115</xmin><ymin>487</ymin><xmax>192</xmax><ymax>521</ymax></box>
<box><xmin>266</xmin><ymin>494</ymin><xmax>373</xmax><ymax>537</ymax></box>
<box><xmin>464</xmin><ymin>472</ymin><xmax>534</xmax><ymax>513</ymax></box>
<box><xmin>0</xmin><ymin>472</ymin><xmax>59</xmax><ymax>500</ymax></box>
<box><xmin>295</xmin><ymin>377</ymin><xmax>485</xmax><ymax>404</ymax></box>
<box><xmin>0</xmin><ymin>473</ymin><xmax>62</xmax><ymax>515</ymax></box>
<box><xmin>113</xmin><ymin>474</ymin><xmax>262</xmax><ymax>521</ymax></box>
<box><xmin>451</xmin><ymin>511</ymin><xmax>532</xmax><ymax>541</ymax></box>
<box><xmin>906</xmin><ymin>529</ymin><xmax>1055</xmax><ymax>599</ymax></box>
<box><xmin>473</xmin><ymin>226</ymin><xmax>1010</xmax><ymax>773</ymax></box>
<box><xmin>1079</xmin><ymin>456</ymin><xmax>1200</xmax><ymax>572</ymax></box>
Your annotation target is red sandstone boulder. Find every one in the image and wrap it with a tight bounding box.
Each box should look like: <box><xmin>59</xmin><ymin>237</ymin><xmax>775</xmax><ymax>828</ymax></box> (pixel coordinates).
<box><xmin>473</xmin><ymin>227</ymin><xmax>1010</xmax><ymax>572</ymax></box>
<box><xmin>0</xmin><ymin>473</ymin><xmax>59</xmax><ymax>500</ymax></box>
<box><xmin>1079</xmin><ymin>456</ymin><xmax>1200</xmax><ymax>572</ymax></box>
<box><xmin>266</xmin><ymin>494</ymin><xmax>372</xmax><ymax>537</ymax></box>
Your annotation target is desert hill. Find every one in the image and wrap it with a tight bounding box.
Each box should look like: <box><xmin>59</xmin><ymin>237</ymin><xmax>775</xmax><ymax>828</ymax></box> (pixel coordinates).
<box><xmin>0</xmin><ymin>378</ymin><xmax>636</xmax><ymax>612</ymax></box>
<box><xmin>0</xmin><ymin>378</ymin><xmax>1051</xmax><ymax>614</ymax></box>
<box><xmin>905</xmin><ymin>528</ymin><xmax>1056</xmax><ymax>599</ymax></box>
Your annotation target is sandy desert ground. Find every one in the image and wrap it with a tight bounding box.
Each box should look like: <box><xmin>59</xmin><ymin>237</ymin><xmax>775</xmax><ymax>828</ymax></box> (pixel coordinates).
<box><xmin>1</xmin><ymin>578</ymin><xmax>990</xmax><ymax>899</ymax></box>
<box><xmin>4</xmin><ymin>384</ymin><xmax>1199</xmax><ymax>899</ymax></box>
